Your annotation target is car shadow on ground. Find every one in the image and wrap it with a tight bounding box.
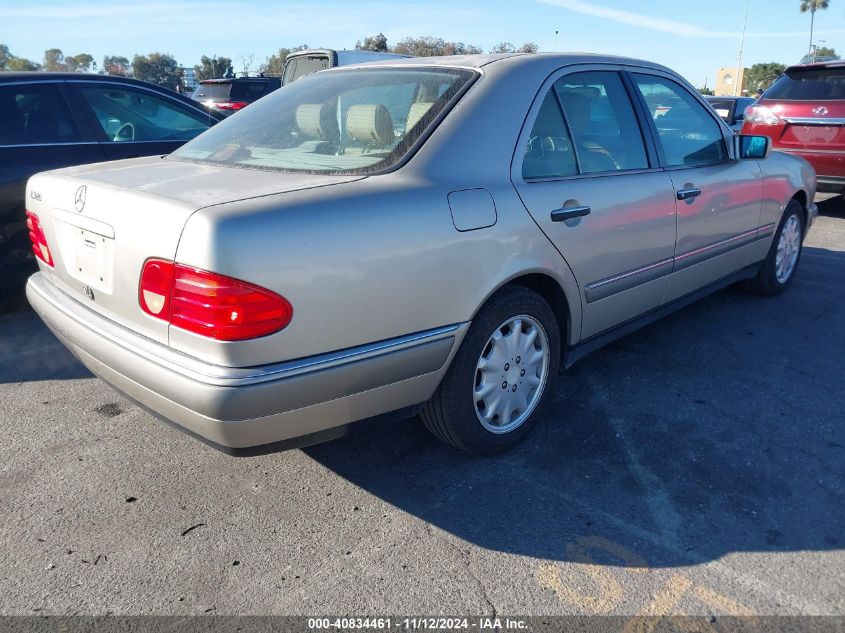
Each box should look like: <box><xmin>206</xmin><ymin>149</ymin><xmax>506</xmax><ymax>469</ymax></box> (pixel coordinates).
<box><xmin>817</xmin><ymin>194</ymin><xmax>844</xmax><ymax>218</ymax></box>
<box><xmin>0</xmin><ymin>300</ymin><xmax>91</xmax><ymax>383</ymax></box>
<box><xmin>306</xmin><ymin>244</ymin><xmax>845</xmax><ymax>568</ymax></box>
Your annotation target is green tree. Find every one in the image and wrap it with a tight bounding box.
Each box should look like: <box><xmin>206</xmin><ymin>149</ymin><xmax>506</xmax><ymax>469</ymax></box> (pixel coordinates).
<box><xmin>7</xmin><ymin>56</ymin><xmax>41</xmax><ymax>71</ymax></box>
<box><xmin>194</xmin><ymin>55</ymin><xmax>232</xmax><ymax>81</ymax></box>
<box><xmin>815</xmin><ymin>45</ymin><xmax>839</xmax><ymax>58</ymax></box>
<box><xmin>0</xmin><ymin>43</ymin><xmax>41</xmax><ymax>71</ymax></box>
<box><xmin>802</xmin><ymin>45</ymin><xmax>840</xmax><ymax>62</ymax></box>
<box><xmin>745</xmin><ymin>62</ymin><xmax>787</xmax><ymax>91</ymax></box>
<box><xmin>355</xmin><ymin>33</ymin><xmax>388</xmax><ymax>52</ymax></box>
<box><xmin>43</xmin><ymin>48</ymin><xmax>66</xmax><ymax>71</ymax></box>
<box><xmin>391</xmin><ymin>36</ymin><xmax>483</xmax><ymax>57</ymax></box>
<box><xmin>489</xmin><ymin>42</ymin><xmax>516</xmax><ymax>54</ymax></box>
<box><xmin>102</xmin><ymin>55</ymin><xmax>130</xmax><ymax>76</ymax></box>
<box><xmin>259</xmin><ymin>45</ymin><xmax>308</xmax><ymax>75</ymax></box>
<box><xmin>800</xmin><ymin>0</ymin><xmax>830</xmax><ymax>55</ymax></box>
<box><xmin>132</xmin><ymin>52</ymin><xmax>182</xmax><ymax>90</ymax></box>
<box><xmin>65</xmin><ymin>53</ymin><xmax>94</xmax><ymax>72</ymax></box>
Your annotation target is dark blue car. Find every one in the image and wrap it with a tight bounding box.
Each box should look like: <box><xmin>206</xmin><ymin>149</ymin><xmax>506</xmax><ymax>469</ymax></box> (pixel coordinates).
<box><xmin>0</xmin><ymin>72</ymin><xmax>223</xmax><ymax>297</ymax></box>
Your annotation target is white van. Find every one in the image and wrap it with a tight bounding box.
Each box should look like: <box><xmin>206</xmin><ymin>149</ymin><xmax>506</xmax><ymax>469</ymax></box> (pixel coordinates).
<box><xmin>282</xmin><ymin>49</ymin><xmax>410</xmax><ymax>85</ymax></box>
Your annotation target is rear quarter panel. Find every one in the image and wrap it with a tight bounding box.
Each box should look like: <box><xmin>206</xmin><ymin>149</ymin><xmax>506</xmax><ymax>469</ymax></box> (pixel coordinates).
<box><xmin>751</xmin><ymin>151</ymin><xmax>816</xmax><ymax>261</ymax></box>
<box><xmin>174</xmin><ymin>174</ymin><xmax>578</xmax><ymax>368</ymax></box>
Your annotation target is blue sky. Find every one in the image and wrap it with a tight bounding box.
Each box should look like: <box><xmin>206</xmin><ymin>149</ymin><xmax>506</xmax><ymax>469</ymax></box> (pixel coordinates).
<box><xmin>2</xmin><ymin>0</ymin><xmax>845</xmax><ymax>87</ymax></box>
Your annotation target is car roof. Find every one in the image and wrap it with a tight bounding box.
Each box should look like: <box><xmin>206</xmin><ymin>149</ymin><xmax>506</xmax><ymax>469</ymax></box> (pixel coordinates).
<box><xmin>785</xmin><ymin>60</ymin><xmax>845</xmax><ymax>72</ymax></box>
<box><xmin>335</xmin><ymin>52</ymin><xmax>676</xmax><ymax>74</ymax></box>
<box><xmin>0</xmin><ymin>72</ymin><xmax>170</xmax><ymax>86</ymax></box>
<box><xmin>198</xmin><ymin>77</ymin><xmax>279</xmax><ymax>84</ymax></box>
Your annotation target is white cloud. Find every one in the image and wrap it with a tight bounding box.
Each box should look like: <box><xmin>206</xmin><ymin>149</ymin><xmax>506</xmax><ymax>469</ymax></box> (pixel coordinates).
<box><xmin>536</xmin><ymin>0</ymin><xmax>845</xmax><ymax>39</ymax></box>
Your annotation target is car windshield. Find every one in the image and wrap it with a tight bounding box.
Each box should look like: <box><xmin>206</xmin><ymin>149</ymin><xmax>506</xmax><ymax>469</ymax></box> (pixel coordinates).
<box><xmin>171</xmin><ymin>67</ymin><xmax>475</xmax><ymax>174</ymax></box>
<box><xmin>766</xmin><ymin>67</ymin><xmax>845</xmax><ymax>100</ymax></box>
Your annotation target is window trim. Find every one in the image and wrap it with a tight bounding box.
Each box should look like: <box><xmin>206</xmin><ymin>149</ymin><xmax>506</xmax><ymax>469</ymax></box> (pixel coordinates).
<box><xmin>513</xmin><ymin>63</ymin><xmax>663</xmax><ymax>185</ymax></box>
<box><xmin>66</xmin><ymin>80</ymin><xmax>218</xmax><ymax>145</ymax></box>
<box><xmin>0</xmin><ymin>80</ymin><xmax>91</xmax><ymax>148</ymax></box>
<box><xmin>623</xmin><ymin>68</ymin><xmax>736</xmax><ymax>170</ymax></box>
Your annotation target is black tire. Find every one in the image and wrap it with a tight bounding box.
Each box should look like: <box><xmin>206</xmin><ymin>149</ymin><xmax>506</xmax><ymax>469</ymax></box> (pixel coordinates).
<box><xmin>744</xmin><ymin>199</ymin><xmax>805</xmax><ymax>296</ymax></box>
<box><xmin>421</xmin><ymin>286</ymin><xmax>561</xmax><ymax>455</ymax></box>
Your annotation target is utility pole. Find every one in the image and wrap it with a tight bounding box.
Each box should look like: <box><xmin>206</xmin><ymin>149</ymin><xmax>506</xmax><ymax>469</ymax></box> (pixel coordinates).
<box><xmin>734</xmin><ymin>0</ymin><xmax>749</xmax><ymax>96</ymax></box>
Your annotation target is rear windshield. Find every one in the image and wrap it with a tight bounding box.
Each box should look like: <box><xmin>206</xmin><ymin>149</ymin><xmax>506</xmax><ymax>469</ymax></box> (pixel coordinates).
<box><xmin>193</xmin><ymin>83</ymin><xmax>231</xmax><ymax>100</ymax></box>
<box><xmin>172</xmin><ymin>67</ymin><xmax>476</xmax><ymax>174</ymax></box>
<box><xmin>283</xmin><ymin>55</ymin><xmax>331</xmax><ymax>84</ymax></box>
<box><xmin>766</xmin><ymin>67</ymin><xmax>845</xmax><ymax>100</ymax></box>
<box><xmin>229</xmin><ymin>81</ymin><xmax>278</xmax><ymax>100</ymax></box>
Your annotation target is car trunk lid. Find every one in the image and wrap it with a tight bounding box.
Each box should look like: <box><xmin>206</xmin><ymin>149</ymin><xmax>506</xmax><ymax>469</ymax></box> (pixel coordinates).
<box><xmin>767</xmin><ymin>100</ymin><xmax>845</xmax><ymax>150</ymax></box>
<box><xmin>27</xmin><ymin>157</ymin><xmax>362</xmax><ymax>345</ymax></box>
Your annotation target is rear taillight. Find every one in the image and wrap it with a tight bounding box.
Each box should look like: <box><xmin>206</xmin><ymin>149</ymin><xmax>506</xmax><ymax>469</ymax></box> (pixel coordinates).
<box><xmin>139</xmin><ymin>259</ymin><xmax>292</xmax><ymax>341</ymax></box>
<box><xmin>214</xmin><ymin>101</ymin><xmax>248</xmax><ymax>111</ymax></box>
<box><xmin>744</xmin><ymin>105</ymin><xmax>781</xmax><ymax>126</ymax></box>
<box><xmin>25</xmin><ymin>210</ymin><xmax>54</xmax><ymax>267</ymax></box>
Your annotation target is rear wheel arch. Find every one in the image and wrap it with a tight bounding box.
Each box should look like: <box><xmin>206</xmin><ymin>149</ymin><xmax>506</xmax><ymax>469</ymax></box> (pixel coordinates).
<box><xmin>472</xmin><ymin>272</ymin><xmax>576</xmax><ymax>354</ymax></box>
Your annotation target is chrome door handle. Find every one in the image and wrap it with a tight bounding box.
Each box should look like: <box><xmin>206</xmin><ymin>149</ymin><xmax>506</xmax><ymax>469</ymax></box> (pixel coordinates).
<box><xmin>676</xmin><ymin>188</ymin><xmax>702</xmax><ymax>201</ymax></box>
<box><xmin>551</xmin><ymin>205</ymin><xmax>591</xmax><ymax>222</ymax></box>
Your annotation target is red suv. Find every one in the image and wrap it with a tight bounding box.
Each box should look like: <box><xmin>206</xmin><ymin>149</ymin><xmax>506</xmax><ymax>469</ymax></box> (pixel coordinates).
<box><xmin>742</xmin><ymin>61</ymin><xmax>845</xmax><ymax>192</ymax></box>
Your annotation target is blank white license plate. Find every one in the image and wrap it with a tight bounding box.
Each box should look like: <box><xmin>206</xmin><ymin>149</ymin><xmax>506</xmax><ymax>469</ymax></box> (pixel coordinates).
<box><xmin>74</xmin><ymin>228</ymin><xmax>114</xmax><ymax>291</ymax></box>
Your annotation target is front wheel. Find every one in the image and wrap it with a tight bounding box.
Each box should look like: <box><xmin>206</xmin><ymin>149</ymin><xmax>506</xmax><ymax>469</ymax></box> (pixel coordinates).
<box><xmin>745</xmin><ymin>199</ymin><xmax>804</xmax><ymax>296</ymax></box>
<box><xmin>421</xmin><ymin>286</ymin><xmax>560</xmax><ymax>455</ymax></box>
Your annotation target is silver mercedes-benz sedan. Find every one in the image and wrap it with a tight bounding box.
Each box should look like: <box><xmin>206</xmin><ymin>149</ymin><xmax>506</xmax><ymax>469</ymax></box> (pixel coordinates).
<box><xmin>26</xmin><ymin>54</ymin><xmax>817</xmax><ymax>455</ymax></box>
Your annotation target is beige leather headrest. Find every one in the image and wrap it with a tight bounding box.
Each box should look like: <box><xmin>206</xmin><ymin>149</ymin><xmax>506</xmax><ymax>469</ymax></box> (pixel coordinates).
<box><xmin>346</xmin><ymin>104</ymin><xmax>394</xmax><ymax>145</ymax></box>
<box><xmin>406</xmin><ymin>102</ymin><xmax>434</xmax><ymax>132</ymax></box>
<box><xmin>295</xmin><ymin>103</ymin><xmax>339</xmax><ymax>141</ymax></box>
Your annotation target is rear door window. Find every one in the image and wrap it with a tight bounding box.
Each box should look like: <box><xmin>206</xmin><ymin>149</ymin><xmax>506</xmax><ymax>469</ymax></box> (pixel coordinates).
<box><xmin>76</xmin><ymin>84</ymin><xmax>213</xmax><ymax>142</ymax></box>
<box><xmin>0</xmin><ymin>83</ymin><xmax>81</xmax><ymax>145</ymax></box>
<box><xmin>554</xmin><ymin>71</ymin><xmax>649</xmax><ymax>173</ymax></box>
<box><xmin>765</xmin><ymin>67</ymin><xmax>845</xmax><ymax>100</ymax></box>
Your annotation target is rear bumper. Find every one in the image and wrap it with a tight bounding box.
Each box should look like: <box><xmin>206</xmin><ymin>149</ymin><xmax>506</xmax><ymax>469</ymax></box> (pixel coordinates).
<box><xmin>775</xmin><ymin>148</ymin><xmax>845</xmax><ymax>191</ymax></box>
<box><xmin>26</xmin><ymin>272</ymin><xmax>465</xmax><ymax>450</ymax></box>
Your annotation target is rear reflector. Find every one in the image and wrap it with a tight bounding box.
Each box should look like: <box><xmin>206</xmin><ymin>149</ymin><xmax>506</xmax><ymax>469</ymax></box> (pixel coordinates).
<box><xmin>214</xmin><ymin>101</ymin><xmax>248</xmax><ymax>111</ymax></box>
<box><xmin>139</xmin><ymin>259</ymin><xmax>293</xmax><ymax>341</ymax></box>
<box><xmin>25</xmin><ymin>211</ymin><xmax>54</xmax><ymax>267</ymax></box>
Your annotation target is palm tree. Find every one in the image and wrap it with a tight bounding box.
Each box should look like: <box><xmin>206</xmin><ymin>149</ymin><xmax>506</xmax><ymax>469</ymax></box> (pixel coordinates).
<box><xmin>800</xmin><ymin>0</ymin><xmax>831</xmax><ymax>56</ymax></box>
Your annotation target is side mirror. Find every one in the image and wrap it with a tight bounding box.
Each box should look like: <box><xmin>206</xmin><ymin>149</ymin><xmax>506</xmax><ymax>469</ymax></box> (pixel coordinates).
<box><xmin>735</xmin><ymin>134</ymin><xmax>771</xmax><ymax>160</ymax></box>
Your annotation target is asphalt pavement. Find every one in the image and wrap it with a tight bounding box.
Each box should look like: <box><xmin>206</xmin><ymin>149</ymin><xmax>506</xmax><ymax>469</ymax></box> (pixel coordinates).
<box><xmin>0</xmin><ymin>197</ymin><xmax>843</xmax><ymax>618</ymax></box>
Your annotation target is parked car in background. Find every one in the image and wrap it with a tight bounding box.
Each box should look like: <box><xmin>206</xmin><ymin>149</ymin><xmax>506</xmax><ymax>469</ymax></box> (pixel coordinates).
<box><xmin>282</xmin><ymin>49</ymin><xmax>410</xmax><ymax>84</ymax></box>
<box><xmin>742</xmin><ymin>61</ymin><xmax>845</xmax><ymax>192</ymax></box>
<box><xmin>705</xmin><ymin>96</ymin><xmax>756</xmax><ymax>132</ymax></box>
<box><xmin>26</xmin><ymin>54</ymin><xmax>816</xmax><ymax>457</ymax></box>
<box><xmin>191</xmin><ymin>76</ymin><xmax>281</xmax><ymax>116</ymax></box>
<box><xmin>0</xmin><ymin>73</ymin><xmax>223</xmax><ymax>292</ymax></box>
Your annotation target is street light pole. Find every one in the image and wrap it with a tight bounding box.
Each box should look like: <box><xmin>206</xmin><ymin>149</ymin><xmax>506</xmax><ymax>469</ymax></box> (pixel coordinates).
<box><xmin>734</xmin><ymin>0</ymin><xmax>749</xmax><ymax>97</ymax></box>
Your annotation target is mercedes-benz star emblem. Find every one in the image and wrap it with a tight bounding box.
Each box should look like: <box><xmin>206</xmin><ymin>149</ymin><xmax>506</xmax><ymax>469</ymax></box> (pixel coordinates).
<box><xmin>813</xmin><ymin>106</ymin><xmax>829</xmax><ymax>117</ymax></box>
<box><xmin>74</xmin><ymin>185</ymin><xmax>87</xmax><ymax>212</ymax></box>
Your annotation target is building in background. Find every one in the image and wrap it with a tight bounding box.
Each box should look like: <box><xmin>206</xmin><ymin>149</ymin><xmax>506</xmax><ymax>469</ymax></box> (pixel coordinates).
<box><xmin>714</xmin><ymin>66</ymin><xmax>748</xmax><ymax>96</ymax></box>
<box><xmin>181</xmin><ymin>67</ymin><xmax>198</xmax><ymax>92</ymax></box>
